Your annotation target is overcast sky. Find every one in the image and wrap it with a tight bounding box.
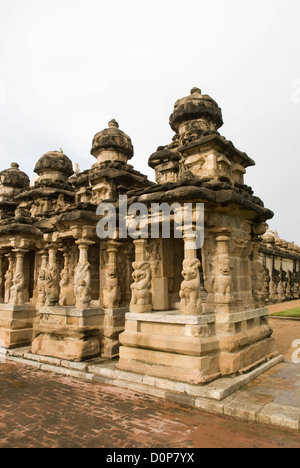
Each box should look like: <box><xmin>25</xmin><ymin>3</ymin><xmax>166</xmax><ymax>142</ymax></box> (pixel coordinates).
<box><xmin>0</xmin><ymin>0</ymin><xmax>299</xmax><ymax>244</ymax></box>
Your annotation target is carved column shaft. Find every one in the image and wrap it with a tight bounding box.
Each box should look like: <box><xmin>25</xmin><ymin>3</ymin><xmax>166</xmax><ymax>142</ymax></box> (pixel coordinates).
<box><xmin>37</xmin><ymin>250</ymin><xmax>48</xmax><ymax>306</ymax></box>
<box><xmin>74</xmin><ymin>239</ymin><xmax>94</xmax><ymax>309</ymax></box>
<box><xmin>4</xmin><ymin>253</ymin><xmax>14</xmax><ymax>304</ymax></box>
<box><xmin>179</xmin><ymin>233</ymin><xmax>202</xmax><ymax>316</ymax></box>
<box><xmin>103</xmin><ymin>241</ymin><xmax>121</xmax><ymax>310</ymax></box>
<box><xmin>214</xmin><ymin>231</ymin><xmax>234</xmax><ymax>313</ymax></box>
<box><xmin>45</xmin><ymin>245</ymin><xmax>59</xmax><ymax>307</ymax></box>
<box><xmin>9</xmin><ymin>249</ymin><xmax>28</xmax><ymax>306</ymax></box>
<box><xmin>130</xmin><ymin>239</ymin><xmax>152</xmax><ymax>313</ymax></box>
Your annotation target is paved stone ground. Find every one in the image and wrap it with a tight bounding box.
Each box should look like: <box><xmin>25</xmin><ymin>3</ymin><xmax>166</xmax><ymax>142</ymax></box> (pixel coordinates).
<box><xmin>1</xmin><ymin>309</ymin><xmax>300</xmax><ymax>448</ymax></box>
<box><xmin>0</xmin><ymin>359</ymin><xmax>300</xmax><ymax>449</ymax></box>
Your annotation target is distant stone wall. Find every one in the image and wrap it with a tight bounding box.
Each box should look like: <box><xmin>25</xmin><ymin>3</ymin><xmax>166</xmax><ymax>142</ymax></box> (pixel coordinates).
<box><xmin>259</xmin><ymin>230</ymin><xmax>300</xmax><ymax>304</ymax></box>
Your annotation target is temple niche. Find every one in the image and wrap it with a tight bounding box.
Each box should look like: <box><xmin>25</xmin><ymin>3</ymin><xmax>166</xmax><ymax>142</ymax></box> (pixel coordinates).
<box><xmin>0</xmin><ymin>87</ymin><xmax>299</xmax><ymax>388</ymax></box>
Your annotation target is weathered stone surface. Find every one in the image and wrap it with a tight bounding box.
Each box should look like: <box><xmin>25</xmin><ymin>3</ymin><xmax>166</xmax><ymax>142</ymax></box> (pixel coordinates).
<box><xmin>0</xmin><ymin>84</ymin><xmax>298</xmax><ymax>384</ymax></box>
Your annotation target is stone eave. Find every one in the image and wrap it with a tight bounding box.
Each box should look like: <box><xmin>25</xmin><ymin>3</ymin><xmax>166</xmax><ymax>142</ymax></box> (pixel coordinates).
<box><xmin>126</xmin><ymin>180</ymin><xmax>273</xmax><ymax>222</ymax></box>
<box><xmin>0</xmin><ymin>222</ymin><xmax>43</xmax><ymax>237</ymax></box>
<box><xmin>259</xmin><ymin>245</ymin><xmax>300</xmax><ymax>261</ymax></box>
<box><xmin>15</xmin><ymin>187</ymin><xmax>75</xmax><ymax>202</ymax></box>
<box><xmin>56</xmin><ymin>205</ymin><xmax>98</xmax><ymax>224</ymax></box>
<box><xmin>89</xmin><ymin>165</ymin><xmax>153</xmax><ymax>188</ymax></box>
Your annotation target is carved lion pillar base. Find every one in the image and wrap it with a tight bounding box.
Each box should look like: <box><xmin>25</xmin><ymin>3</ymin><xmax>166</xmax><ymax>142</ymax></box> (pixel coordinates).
<box><xmin>179</xmin><ymin>233</ymin><xmax>203</xmax><ymax>316</ymax></box>
<box><xmin>129</xmin><ymin>240</ymin><xmax>152</xmax><ymax>314</ymax></box>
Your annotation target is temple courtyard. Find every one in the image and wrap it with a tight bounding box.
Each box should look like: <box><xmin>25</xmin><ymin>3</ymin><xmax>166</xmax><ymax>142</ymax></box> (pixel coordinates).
<box><xmin>0</xmin><ymin>302</ymin><xmax>300</xmax><ymax>449</ymax></box>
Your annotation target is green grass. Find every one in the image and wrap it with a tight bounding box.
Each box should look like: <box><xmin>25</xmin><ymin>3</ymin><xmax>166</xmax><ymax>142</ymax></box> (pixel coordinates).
<box><xmin>271</xmin><ymin>308</ymin><xmax>300</xmax><ymax>318</ymax></box>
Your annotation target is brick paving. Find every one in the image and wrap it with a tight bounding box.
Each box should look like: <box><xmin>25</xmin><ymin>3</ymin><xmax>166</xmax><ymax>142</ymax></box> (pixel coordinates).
<box><xmin>1</xmin><ymin>360</ymin><xmax>300</xmax><ymax>448</ymax></box>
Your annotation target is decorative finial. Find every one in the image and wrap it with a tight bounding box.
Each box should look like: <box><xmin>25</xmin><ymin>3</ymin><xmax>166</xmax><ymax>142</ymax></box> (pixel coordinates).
<box><xmin>108</xmin><ymin>119</ymin><xmax>119</xmax><ymax>129</ymax></box>
<box><xmin>190</xmin><ymin>87</ymin><xmax>202</xmax><ymax>95</ymax></box>
<box><xmin>11</xmin><ymin>162</ymin><xmax>19</xmax><ymax>169</ymax></box>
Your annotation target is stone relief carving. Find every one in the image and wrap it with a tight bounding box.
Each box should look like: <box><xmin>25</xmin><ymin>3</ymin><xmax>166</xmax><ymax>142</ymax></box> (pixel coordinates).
<box><xmin>9</xmin><ymin>273</ymin><xmax>25</xmax><ymax>306</ymax></box>
<box><xmin>45</xmin><ymin>265</ymin><xmax>59</xmax><ymax>307</ymax></box>
<box><xmin>103</xmin><ymin>264</ymin><xmax>121</xmax><ymax>309</ymax></box>
<box><xmin>37</xmin><ymin>265</ymin><xmax>47</xmax><ymax>306</ymax></box>
<box><xmin>74</xmin><ymin>262</ymin><xmax>91</xmax><ymax>308</ymax></box>
<box><xmin>179</xmin><ymin>258</ymin><xmax>202</xmax><ymax>314</ymax></box>
<box><xmin>212</xmin><ymin>258</ymin><xmax>234</xmax><ymax>302</ymax></box>
<box><xmin>130</xmin><ymin>261</ymin><xmax>151</xmax><ymax>307</ymax></box>
<box><xmin>59</xmin><ymin>266</ymin><xmax>69</xmax><ymax>306</ymax></box>
<box><xmin>4</xmin><ymin>258</ymin><xmax>14</xmax><ymax>304</ymax></box>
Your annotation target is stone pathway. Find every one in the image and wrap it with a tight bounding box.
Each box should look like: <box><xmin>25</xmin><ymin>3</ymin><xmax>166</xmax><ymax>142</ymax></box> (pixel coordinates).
<box><xmin>0</xmin><ymin>360</ymin><xmax>300</xmax><ymax>449</ymax></box>
<box><xmin>1</xmin><ymin>307</ymin><xmax>300</xmax><ymax>447</ymax></box>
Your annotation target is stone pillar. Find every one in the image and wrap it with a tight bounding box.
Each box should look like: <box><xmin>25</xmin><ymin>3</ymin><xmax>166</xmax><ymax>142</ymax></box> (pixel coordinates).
<box><xmin>102</xmin><ymin>240</ymin><xmax>127</xmax><ymax>359</ymax></box>
<box><xmin>213</xmin><ymin>229</ymin><xmax>234</xmax><ymax>313</ymax></box>
<box><xmin>74</xmin><ymin>239</ymin><xmax>93</xmax><ymax>309</ymax></box>
<box><xmin>129</xmin><ymin>239</ymin><xmax>152</xmax><ymax>313</ymax></box>
<box><xmin>4</xmin><ymin>253</ymin><xmax>14</xmax><ymax>304</ymax></box>
<box><xmin>103</xmin><ymin>241</ymin><xmax>121</xmax><ymax>309</ymax></box>
<box><xmin>45</xmin><ymin>245</ymin><xmax>59</xmax><ymax>307</ymax></box>
<box><xmin>59</xmin><ymin>250</ymin><xmax>73</xmax><ymax>307</ymax></box>
<box><xmin>179</xmin><ymin>233</ymin><xmax>202</xmax><ymax>316</ymax></box>
<box><xmin>9</xmin><ymin>249</ymin><xmax>28</xmax><ymax>306</ymax></box>
<box><xmin>37</xmin><ymin>251</ymin><xmax>48</xmax><ymax>306</ymax></box>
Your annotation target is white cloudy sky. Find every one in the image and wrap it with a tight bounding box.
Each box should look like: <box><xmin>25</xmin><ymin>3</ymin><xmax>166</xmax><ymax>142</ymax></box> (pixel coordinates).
<box><xmin>0</xmin><ymin>0</ymin><xmax>299</xmax><ymax>244</ymax></box>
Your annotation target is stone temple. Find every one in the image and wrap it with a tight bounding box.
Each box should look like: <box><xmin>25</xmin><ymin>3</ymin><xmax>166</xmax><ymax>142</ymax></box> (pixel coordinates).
<box><xmin>0</xmin><ymin>87</ymin><xmax>299</xmax><ymax>387</ymax></box>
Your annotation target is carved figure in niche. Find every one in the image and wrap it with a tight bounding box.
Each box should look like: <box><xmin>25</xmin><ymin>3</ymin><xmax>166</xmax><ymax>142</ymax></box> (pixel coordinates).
<box><xmin>9</xmin><ymin>273</ymin><xmax>25</xmax><ymax>305</ymax></box>
<box><xmin>179</xmin><ymin>258</ymin><xmax>201</xmax><ymax>310</ymax></box>
<box><xmin>30</xmin><ymin>202</ymin><xmax>38</xmax><ymax>218</ymax></box>
<box><xmin>37</xmin><ymin>266</ymin><xmax>47</xmax><ymax>306</ymax></box>
<box><xmin>74</xmin><ymin>262</ymin><xmax>91</xmax><ymax>308</ymax></box>
<box><xmin>4</xmin><ymin>266</ymin><xmax>13</xmax><ymax>303</ymax></box>
<box><xmin>45</xmin><ymin>265</ymin><xmax>59</xmax><ymax>307</ymax></box>
<box><xmin>148</xmin><ymin>241</ymin><xmax>161</xmax><ymax>279</ymax></box>
<box><xmin>130</xmin><ymin>262</ymin><xmax>151</xmax><ymax>306</ymax></box>
<box><xmin>103</xmin><ymin>264</ymin><xmax>121</xmax><ymax>309</ymax></box>
<box><xmin>213</xmin><ymin>257</ymin><xmax>234</xmax><ymax>302</ymax></box>
<box><xmin>56</xmin><ymin>194</ymin><xmax>65</xmax><ymax>211</ymax></box>
<box><xmin>59</xmin><ymin>267</ymin><xmax>69</xmax><ymax>306</ymax></box>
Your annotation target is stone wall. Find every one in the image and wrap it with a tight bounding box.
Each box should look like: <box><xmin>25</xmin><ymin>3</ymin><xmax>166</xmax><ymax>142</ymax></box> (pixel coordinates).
<box><xmin>259</xmin><ymin>229</ymin><xmax>300</xmax><ymax>304</ymax></box>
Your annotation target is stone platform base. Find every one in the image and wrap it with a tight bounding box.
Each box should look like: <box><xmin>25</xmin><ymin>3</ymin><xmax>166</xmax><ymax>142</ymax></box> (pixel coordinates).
<box><xmin>118</xmin><ymin>311</ymin><xmax>220</xmax><ymax>385</ymax></box>
<box><xmin>32</xmin><ymin>306</ymin><xmax>105</xmax><ymax>361</ymax></box>
<box><xmin>102</xmin><ymin>308</ymin><xmax>127</xmax><ymax>359</ymax></box>
<box><xmin>0</xmin><ymin>303</ymin><xmax>36</xmax><ymax>348</ymax></box>
<box><xmin>118</xmin><ymin>308</ymin><xmax>277</xmax><ymax>385</ymax></box>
